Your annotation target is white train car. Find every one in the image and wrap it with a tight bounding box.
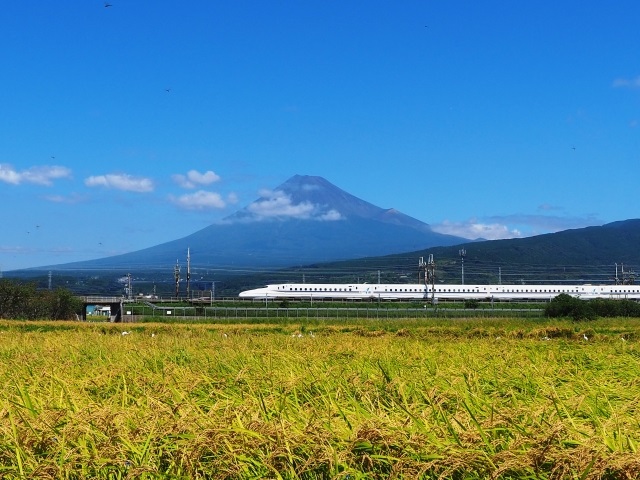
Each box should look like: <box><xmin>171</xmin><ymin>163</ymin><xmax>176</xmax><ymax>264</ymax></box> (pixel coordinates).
<box><xmin>239</xmin><ymin>283</ymin><xmax>640</xmax><ymax>301</ymax></box>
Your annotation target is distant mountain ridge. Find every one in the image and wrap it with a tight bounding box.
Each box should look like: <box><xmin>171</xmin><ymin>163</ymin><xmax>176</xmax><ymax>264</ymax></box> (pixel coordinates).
<box><xmin>34</xmin><ymin>175</ymin><xmax>468</xmax><ymax>272</ymax></box>
<box><xmin>294</xmin><ymin>219</ymin><xmax>640</xmax><ymax>287</ymax></box>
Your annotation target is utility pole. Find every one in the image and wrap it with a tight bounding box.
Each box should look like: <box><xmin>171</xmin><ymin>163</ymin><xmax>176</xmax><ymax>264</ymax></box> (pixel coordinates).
<box><xmin>174</xmin><ymin>260</ymin><xmax>181</xmax><ymax>298</ymax></box>
<box><xmin>126</xmin><ymin>273</ymin><xmax>132</xmax><ymax>300</ymax></box>
<box><xmin>48</xmin><ymin>271</ymin><xmax>52</xmax><ymax>290</ymax></box>
<box><xmin>419</xmin><ymin>255</ymin><xmax>436</xmax><ymax>303</ymax></box>
<box><xmin>427</xmin><ymin>255</ymin><xmax>436</xmax><ymax>303</ymax></box>
<box><xmin>186</xmin><ymin>248</ymin><xmax>191</xmax><ymax>300</ymax></box>
<box><xmin>459</xmin><ymin>249</ymin><xmax>466</xmax><ymax>285</ymax></box>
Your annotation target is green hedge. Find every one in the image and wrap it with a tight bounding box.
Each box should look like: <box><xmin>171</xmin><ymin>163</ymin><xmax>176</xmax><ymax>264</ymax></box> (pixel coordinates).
<box><xmin>545</xmin><ymin>293</ymin><xmax>640</xmax><ymax>321</ymax></box>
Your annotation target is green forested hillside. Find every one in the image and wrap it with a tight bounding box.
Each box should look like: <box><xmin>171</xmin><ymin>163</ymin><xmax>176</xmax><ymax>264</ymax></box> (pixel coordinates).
<box><xmin>227</xmin><ymin>219</ymin><xmax>640</xmax><ymax>291</ymax></box>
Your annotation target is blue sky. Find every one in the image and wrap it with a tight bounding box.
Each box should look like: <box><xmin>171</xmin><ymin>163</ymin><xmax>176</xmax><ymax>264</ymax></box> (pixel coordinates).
<box><xmin>1</xmin><ymin>1</ymin><xmax>639</xmax><ymax>271</ymax></box>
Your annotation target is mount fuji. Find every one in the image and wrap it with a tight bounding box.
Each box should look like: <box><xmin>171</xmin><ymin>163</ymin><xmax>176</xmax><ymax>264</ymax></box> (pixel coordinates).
<box><xmin>36</xmin><ymin>175</ymin><xmax>468</xmax><ymax>272</ymax></box>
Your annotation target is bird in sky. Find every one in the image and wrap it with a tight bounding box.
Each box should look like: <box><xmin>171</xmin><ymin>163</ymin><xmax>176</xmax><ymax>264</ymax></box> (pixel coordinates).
<box><xmin>104</xmin><ymin>2</ymin><xmax>112</xmax><ymax>7</ymax></box>
<box><xmin>165</xmin><ymin>88</ymin><xmax>171</xmax><ymax>93</ymax></box>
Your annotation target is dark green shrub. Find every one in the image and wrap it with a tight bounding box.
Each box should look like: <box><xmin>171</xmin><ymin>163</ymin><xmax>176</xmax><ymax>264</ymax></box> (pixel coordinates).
<box><xmin>545</xmin><ymin>293</ymin><xmax>596</xmax><ymax>321</ymax></box>
<box><xmin>464</xmin><ymin>299</ymin><xmax>480</xmax><ymax>309</ymax></box>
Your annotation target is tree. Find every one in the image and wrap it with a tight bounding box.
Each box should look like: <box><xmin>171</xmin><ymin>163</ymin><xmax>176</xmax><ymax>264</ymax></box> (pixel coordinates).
<box><xmin>545</xmin><ymin>293</ymin><xmax>596</xmax><ymax>321</ymax></box>
<box><xmin>0</xmin><ymin>279</ymin><xmax>82</xmax><ymax>320</ymax></box>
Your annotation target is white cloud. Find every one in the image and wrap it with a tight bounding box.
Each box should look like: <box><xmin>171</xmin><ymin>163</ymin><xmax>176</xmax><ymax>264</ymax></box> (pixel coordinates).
<box><xmin>537</xmin><ymin>203</ymin><xmax>563</xmax><ymax>212</ymax></box>
<box><xmin>432</xmin><ymin>214</ymin><xmax>602</xmax><ymax>240</ymax></box>
<box><xmin>169</xmin><ymin>190</ymin><xmax>226</xmax><ymax>210</ymax></box>
<box><xmin>319</xmin><ymin>209</ymin><xmax>344</xmax><ymax>221</ymax></box>
<box><xmin>0</xmin><ymin>164</ymin><xmax>71</xmax><ymax>186</ymax></box>
<box><xmin>432</xmin><ymin>219</ymin><xmax>522</xmax><ymax>240</ymax></box>
<box><xmin>0</xmin><ymin>165</ymin><xmax>20</xmax><ymax>184</ymax></box>
<box><xmin>242</xmin><ymin>190</ymin><xmax>345</xmax><ymax>221</ymax></box>
<box><xmin>227</xmin><ymin>192</ymin><xmax>239</xmax><ymax>204</ymax></box>
<box><xmin>248</xmin><ymin>190</ymin><xmax>316</xmax><ymax>218</ymax></box>
<box><xmin>488</xmin><ymin>213</ymin><xmax>601</xmax><ymax>233</ymax></box>
<box><xmin>43</xmin><ymin>193</ymin><xmax>85</xmax><ymax>204</ymax></box>
<box><xmin>612</xmin><ymin>76</ymin><xmax>640</xmax><ymax>88</ymax></box>
<box><xmin>85</xmin><ymin>174</ymin><xmax>154</xmax><ymax>193</ymax></box>
<box><xmin>172</xmin><ymin>170</ymin><xmax>221</xmax><ymax>189</ymax></box>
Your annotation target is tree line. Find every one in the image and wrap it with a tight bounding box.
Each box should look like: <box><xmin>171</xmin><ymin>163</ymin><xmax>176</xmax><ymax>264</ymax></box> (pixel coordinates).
<box><xmin>545</xmin><ymin>293</ymin><xmax>640</xmax><ymax>321</ymax></box>
<box><xmin>0</xmin><ymin>279</ymin><xmax>83</xmax><ymax>320</ymax></box>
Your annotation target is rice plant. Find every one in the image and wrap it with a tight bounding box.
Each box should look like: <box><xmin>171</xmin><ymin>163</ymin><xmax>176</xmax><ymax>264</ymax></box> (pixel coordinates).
<box><xmin>0</xmin><ymin>318</ymin><xmax>639</xmax><ymax>478</ymax></box>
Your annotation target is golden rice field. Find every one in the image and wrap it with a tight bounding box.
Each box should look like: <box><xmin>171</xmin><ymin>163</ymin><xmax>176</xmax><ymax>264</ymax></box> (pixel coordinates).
<box><xmin>1</xmin><ymin>317</ymin><xmax>640</xmax><ymax>479</ymax></box>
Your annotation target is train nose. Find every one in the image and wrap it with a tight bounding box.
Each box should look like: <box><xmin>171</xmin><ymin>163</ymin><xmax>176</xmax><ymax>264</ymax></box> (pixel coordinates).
<box><xmin>239</xmin><ymin>287</ymin><xmax>270</xmax><ymax>298</ymax></box>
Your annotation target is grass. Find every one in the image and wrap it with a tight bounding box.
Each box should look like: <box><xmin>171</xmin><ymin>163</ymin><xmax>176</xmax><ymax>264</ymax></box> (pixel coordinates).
<box><xmin>0</xmin><ymin>318</ymin><xmax>639</xmax><ymax>478</ymax></box>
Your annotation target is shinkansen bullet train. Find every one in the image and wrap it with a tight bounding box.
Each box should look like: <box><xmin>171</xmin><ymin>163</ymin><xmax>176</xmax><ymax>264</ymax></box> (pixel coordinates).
<box><xmin>239</xmin><ymin>282</ymin><xmax>640</xmax><ymax>301</ymax></box>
